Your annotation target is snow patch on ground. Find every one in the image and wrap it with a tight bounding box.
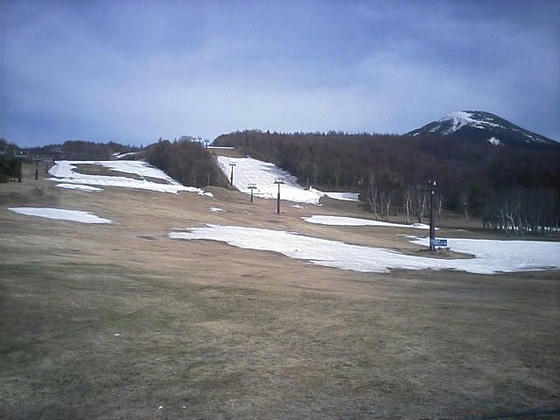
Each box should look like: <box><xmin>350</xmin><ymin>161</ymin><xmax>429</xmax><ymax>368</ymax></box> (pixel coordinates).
<box><xmin>323</xmin><ymin>192</ymin><xmax>360</xmax><ymax>202</ymax></box>
<box><xmin>488</xmin><ymin>137</ymin><xmax>502</xmax><ymax>146</ymax></box>
<box><xmin>169</xmin><ymin>225</ymin><xmax>560</xmax><ymax>274</ymax></box>
<box><xmin>9</xmin><ymin>207</ymin><xmax>112</xmax><ymax>224</ymax></box>
<box><xmin>49</xmin><ymin>161</ymin><xmax>209</xmax><ymax>195</ymax></box>
<box><xmin>303</xmin><ymin>215</ymin><xmax>432</xmax><ymax>229</ymax></box>
<box><xmin>207</xmin><ymin>146</ymin><xmax>235</xmax><ymax>150</ymax></box>
<box><xmin>209</xmin><ymin>207</ymin><xmax>225</xmax><ymax>212</ymax></box>
<box><xmin>216</xmin><ymin>156</ymin><xmax>324</xmax><ymax>204</ymax></box>
<box><xmin>56</xmin><ymin>183</ymin><xmax>103</xmax><ymax>192</ymax></box>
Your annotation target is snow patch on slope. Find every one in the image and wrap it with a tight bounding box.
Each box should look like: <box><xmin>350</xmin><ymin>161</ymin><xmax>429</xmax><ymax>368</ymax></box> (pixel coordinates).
<box><xmin>303</xmin><ymin>215</ymin><xmax>432</xmax><ymax>229</ymax></box>
<box><xmin>56</xmin><ymin>183</ymin><xmax>103</xmax><ymax>192</ymax></box>
<box><xmin>169</xmin><ymin>224</ymin><xmax>560</xmax><ymax>274</ymax></box>
<box><xmin>216</xmin><ymin>156</ymin><xmax>324</xmax><ymax>204</ymax></box>
<box><xmin>49</xmin><ymin>161</ymin><xmax>208</xmax><ymax>195</ymax></box>
<box><xmin>488</xmin><ymin>137</ymin><xmax>502</xmax><ymax>146</ymax></box>
<box><xmin>9</xmin><ymin>207</ymin><xmax>112</xmax><ymax>224</ymax></box>
<box><xmin>323</xmin><ymin>192</ymin><xmax>360</xmax><ymax>202</ymax></box>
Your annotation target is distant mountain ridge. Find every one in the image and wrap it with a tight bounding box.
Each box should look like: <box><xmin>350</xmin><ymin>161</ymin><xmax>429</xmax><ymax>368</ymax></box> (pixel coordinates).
<box><xmin>406</xmin><ymin>111</ymin><xmax>558</xmax><ymax>147</ymax></box>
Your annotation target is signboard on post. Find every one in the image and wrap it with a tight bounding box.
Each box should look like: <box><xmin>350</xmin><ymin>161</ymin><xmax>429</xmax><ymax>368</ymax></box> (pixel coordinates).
<box><xmin>430</xmin><ymin>238</ymin><xmax>448</xmax><ymax>248</ymax></box>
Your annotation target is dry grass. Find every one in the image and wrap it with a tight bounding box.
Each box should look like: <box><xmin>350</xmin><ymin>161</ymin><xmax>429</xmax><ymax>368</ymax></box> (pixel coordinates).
<box><xmin>1</xmin><ymin>163</ymin><xmax>559</xmax><ymax>418</ymax></box>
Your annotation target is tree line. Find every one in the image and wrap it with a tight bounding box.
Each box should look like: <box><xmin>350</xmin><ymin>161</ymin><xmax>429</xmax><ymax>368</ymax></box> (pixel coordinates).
<box><xmin>214</xmin><ymin>130</ymin><xmax>560</xmax><ymax>235</ymax></box>
<box><xmin>146</xmin><ymin>137</ymin><xmax>220</xmax><ymax>188</ymax></box>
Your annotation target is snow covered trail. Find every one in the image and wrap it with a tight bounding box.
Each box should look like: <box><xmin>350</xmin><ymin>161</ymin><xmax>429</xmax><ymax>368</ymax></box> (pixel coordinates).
<box><xmin>49</xmin><ymin>161</ymin><xmax>210</xmax><ymax>195</ymax></box>
<box><xmin>169</xmin><ymin>225</ymin><xmax>560</xmax><ymax>275</ymax></box>
<box><xmin>9</xmin><ymin>207</ymin><xmax>112</xmax><ymax>224</ymax></box>
<box><xmin>216</xmin><ymin>156</ymin><xmax>324</xmax><ymax>204</ymax></box>
<box><xmin>303</xmin><ymin>215</ymin><xmax>432</xmax><ymax>229</ymax></box>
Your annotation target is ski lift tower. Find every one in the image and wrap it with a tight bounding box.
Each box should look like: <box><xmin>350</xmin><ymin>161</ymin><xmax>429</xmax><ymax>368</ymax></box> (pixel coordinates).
<box><xmin>229</xmin><ymin>162</ymin><xmax>236</xmax><ymax>187</ymax></box>
<box><xmin>247</xmin><ymin>183</ymin><xmax>257</xmax><ymax>202</ymax></box>
<box><xmin>274</xmin><ymin>178</ymin><xmax>285</xmax><ymax>214</ymax></box>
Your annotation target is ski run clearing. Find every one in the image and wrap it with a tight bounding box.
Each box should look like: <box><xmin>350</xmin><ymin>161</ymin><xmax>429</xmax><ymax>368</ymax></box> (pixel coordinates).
<box><xmin>49</xmin><ymin>160</ymin><xmax>211</xmax><ymax>195</ymax></box>
<box><xmin>169</xmin><ymin>225</ymin><xmax>560</xmax><ymax>275</ymax></box>
<box><xmin>9</xmin><ymin>207</ymin><xmax>112</xmax><ymax>224</ymax></box>
<box><xmin>216</xmin><ymin>156</ymin><xmax>324</xmax><ymax>204</ymax></box>
<box><xmin>303</xmin><ymin>215</ymin><xmax>432</xmax><ymax>229</ymax></box>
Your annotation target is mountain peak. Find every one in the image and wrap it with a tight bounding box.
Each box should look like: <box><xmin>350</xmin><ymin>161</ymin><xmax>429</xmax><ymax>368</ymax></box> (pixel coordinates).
<box><xmin>407</xmin><ymin>111</ymin><xmax>557</xmax><ymax>147</ymax></box>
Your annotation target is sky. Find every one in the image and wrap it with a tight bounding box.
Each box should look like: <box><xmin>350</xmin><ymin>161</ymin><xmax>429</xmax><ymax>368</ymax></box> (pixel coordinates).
<box><xmin>1</xmin><ymin>0</ymin><xmax>559</xmax><ymax>147</ymax></box>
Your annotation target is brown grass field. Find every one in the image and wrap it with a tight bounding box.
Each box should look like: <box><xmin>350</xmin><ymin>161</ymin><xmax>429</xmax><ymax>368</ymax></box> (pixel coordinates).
<box><xmin>1</xmin><ymin>163</ymin><xmax>559</xmax><ymax>419</ymax></box>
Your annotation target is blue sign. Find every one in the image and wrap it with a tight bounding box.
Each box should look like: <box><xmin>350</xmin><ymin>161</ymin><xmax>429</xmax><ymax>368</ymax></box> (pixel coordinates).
<box><xmin>430</xmin><ymin>238</ymin><xmax>448</xmax><ymax>247</ymax></box>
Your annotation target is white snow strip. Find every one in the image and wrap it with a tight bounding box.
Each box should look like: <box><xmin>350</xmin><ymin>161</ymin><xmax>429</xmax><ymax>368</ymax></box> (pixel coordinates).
<box><xmin>216</xmin><ymin>156</ymin><xmax>324</xmax><ymax>204</ymax></box>
<box><xmin>210</xmin><ymin>207</ymin><xmax>225</xmax><ymax>212</ymax></box>
<box><xmin>9</xmin><ymin>207</ymin><xmax>112</xmax><ymax>224</ymax></box>
<box><xmin>488</xmin><ymin>137</ymin><xmax>502</xmax><ymax>146</ymax></box>
<box><xmin>113</xmin><ymin>151</ymin><xmax>138</xmax><ymax>159</ymax></box>
<box><xmin>48</xmin><ymin>161</ymin><xmax>208</xmax><ymax>195</ymax></box>
<box><xmin>169</xmin><ymin>225</ymin><xmax>560</xmax><ymax>275</ymax></box>
<box><xmin>303</xmin><ymin>215</ymin><xmax>432</xmax><ymax>229</ymax></box>
<box><xmin>207</xmin><ymin>146</ymin><xmax>236</xmax><ymax>150</ymax></box>
<box><xmin>55</xmin><ymin>183</ymin><xmax>103</xmax><ymax>192</ymax></box>
<box><xmin>323</xmin><ymin>192</ymin><xmax>360</xmax><ymax>202</ymax></box>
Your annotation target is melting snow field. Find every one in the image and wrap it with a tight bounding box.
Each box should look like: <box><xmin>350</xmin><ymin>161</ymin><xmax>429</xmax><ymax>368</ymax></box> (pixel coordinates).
<box><xmin>216</xmin><ymin>156</ymin><xmax>324</xmax><ymax>204</ymax></box>
<box><xmin>56</xmin><ymin>183</ymin><xmax>103</xmax><ymax>192</ymax></box>
<box><xmin>323</xmin><ymin>192</ymin><xmax>360</xmax><ymax>202</ymax></box>
<box><xmin>9</xmin><ymin>207</ymin><xmax>112</xmax><ymax>224</ymax></box>
<box><xmin>303</xmin><ymin>215</ymin><xmax>432</xmax><ymax>229</ymax></box>
<box><xmin>49</xmin><ymin>161</ymin><xmax>208</xmax><ymax>195</ymax></box>
<box><xmin>169</xmin><ymin>225</ymin><xmax>560</xmax><ymax>275</ymax></box>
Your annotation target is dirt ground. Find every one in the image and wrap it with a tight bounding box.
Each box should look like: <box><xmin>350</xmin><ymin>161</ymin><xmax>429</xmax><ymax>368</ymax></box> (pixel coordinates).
<box><xmin>1</xmin><ymin>163</ymin><xmax>559</xmax><ymax>419</ymax></box>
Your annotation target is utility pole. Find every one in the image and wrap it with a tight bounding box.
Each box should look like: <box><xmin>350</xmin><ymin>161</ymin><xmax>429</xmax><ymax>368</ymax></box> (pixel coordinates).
<box><xmin>229</xmin><ymin>162</ymin><xmax>236</xmax><ymax>187</ymax></box>
<box><xmin>428</xmin><ymin>179</ymin><xmax>436</xmax><ymax>250</ymax></box>
<box><xmin>34</xmin><ymin>159</ymin><xmax>39</xmax><ymax>180</ymax></box>
<box><xmin>247</xmin><ymin>183</ymin><xmax>257</xmax><ymax>203</ymax></box>
<box><xmin>204</xmin><ymin>139</ymin><xmax>209</xmax><ymax>149</ymax></box>
<box><xmin>274</xmin><ymin>178</ymin><xmax>285</xmax><ymax>214</ymax></box>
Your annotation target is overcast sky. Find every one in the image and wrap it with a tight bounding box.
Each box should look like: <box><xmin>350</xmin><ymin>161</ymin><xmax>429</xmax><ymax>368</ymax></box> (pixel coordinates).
<box><xmin>1</xmin><ymin>0</ymin><xmax>559</xmax><ymax>147</ymax></box>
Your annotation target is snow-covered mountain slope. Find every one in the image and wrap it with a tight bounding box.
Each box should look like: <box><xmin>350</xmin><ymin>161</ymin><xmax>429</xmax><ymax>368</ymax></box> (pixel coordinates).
<box><xmin>406</xmin><ymin>111</ymin><xmax>557</xmax><ymax>147</ymax></box>
<box><xmin>216</xmin><ymin>156</ymin><xmax>324</xmax><ymax>204</ymax></box>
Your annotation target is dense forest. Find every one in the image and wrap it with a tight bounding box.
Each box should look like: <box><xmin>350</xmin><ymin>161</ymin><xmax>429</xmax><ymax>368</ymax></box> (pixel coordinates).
<box><xmin>146</xmin><ymin>138</ymin><xmax>220</xmax><ymax>188</ymax></box>
<box><xmin>29</xmin><ymin>140</ymin><xmax>138</xmax><ymax>161</ymax></box>
<box><xmin>214</xmin><ymin>130</ymin><xmax>560</xmax><ymax>235</ymax></box>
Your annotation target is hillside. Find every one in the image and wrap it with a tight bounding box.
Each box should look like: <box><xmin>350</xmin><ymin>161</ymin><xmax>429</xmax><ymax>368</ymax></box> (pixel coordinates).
<box><xmin>214</xmin><ymin>130</ymin><xmax>560</xmax><ymax>235</ymax></box>
<box><xmin>406</xmin><ymin>111</ymin><xmax>558</xmax><ymax>148</ymax></box>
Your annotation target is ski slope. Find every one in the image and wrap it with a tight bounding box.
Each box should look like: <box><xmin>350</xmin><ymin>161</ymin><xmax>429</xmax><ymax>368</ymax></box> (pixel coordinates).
<box><xmin>169</xmin><ymin>225</ymin><xmax>560</xmax><ymax>275</ymax></box>
<box><xmin>216</xmin><ymin>156</ymin><xmax>324</xmax><ymax>204</ymax></box>
<box><xmin>49</xmin><ymin>161</ymin><xmax>210</xmax><ymax>195</ymax></box>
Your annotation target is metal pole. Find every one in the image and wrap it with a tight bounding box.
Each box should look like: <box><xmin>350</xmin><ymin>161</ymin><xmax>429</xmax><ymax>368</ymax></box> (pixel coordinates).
<box><xmin>251</xmin><ymin>188</ymin><xmax>254</xmax><ymax>203</ymax></box>
<box><xmin>207</xmin><ymin>174</ymin><xmax>210</xmax><ymax>186</ymax></box>
<box><xmin>229</xmin><ymin>163</ymin><xmax>236</xmax><ymax>187</ymax></box>
<box><xmin>35</xmin><ymin>160</ymin><xmax>39</xmax><ymax>180</ymax></box>
<box><xmin>429</xmin><ymin>180</ymin><xmax>436</xmax><ymax>250</ymax></box>
<box><xmin>277</xmin><ymin>183</ymin><xmax>280</xmax><ymax>214</ymax></box>
<box><xmin>18</xmin><ymin>158</ymin><xmax>22</xmax><ymax>182</ymax></box>
<box><xmin>274</xmin><ymin>179</ymin><xmax>284</xmax><ymax>214</ymax></box>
